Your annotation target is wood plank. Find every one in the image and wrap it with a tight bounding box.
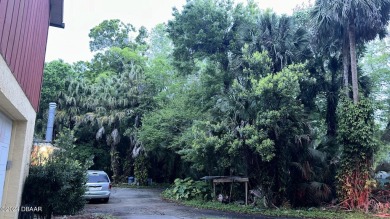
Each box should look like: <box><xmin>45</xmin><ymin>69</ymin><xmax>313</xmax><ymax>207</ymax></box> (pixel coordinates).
<box><xmin>212</xmin><ymin>178</ymin><xmax>249</xmax><ymax>205</ymax></box>
<box><xmin>0</xmin><ymin>0</ymin><xmax>14</xmax><ymax>56</ymax></box>
<box><xmin>20</xmin><ymin>0</ymin><xmax>38</xmax><ymax>93</ymax></box>
<box><xmin>13</xmin><ymin>0</ymin><xmax>29</xmax><ymax>79</ymax></box>
<box><xmin>29</xmin><ymin>1</ymin><xmax>40</xmax><ymax>109</ymax></box>
<box><xmin>31</xmin><ymin>1</ymin><xmax>45</xmax><ymax>110</ymax></box>
<box><xmin>0</xmin><ymin>0</ymin><xmax>50</xmax><ymax>111</ymax></box>
<box><xmin>35</xmin><ymin>2</ymin><xmax>50</xmax><ymax>111</ymax></box>
<box><xmin>9</xmin><ymin>0</ymin><xmax>25</xmax><ymax>72</ymax></box>
<box><xmin>25</xmin><ymin>0</ymin><xmax>38</xmax><ymax>89</ymax></box>
<box><xmin>32</xmin><ymin>0</ymin><xmax>49</xmax><ymax>111</ymax></box>
<box><xmin>0</xmin><ymin>0</ymin><xmax>8</xmax><ymax>46</ymax></box>
<box><xmin>32</xmin><ymin>0</ymin><xmax>47</xmax><ymax>109</ymax></box>
<box><xmin>5</xmin><ymin>0</ymin><xmax>20</xmax><ymax>65</ymax></box>
<box><xmin>213</xmin><ymin>178</ymin><xmax>249</xmax><ymax>183</ymax></box>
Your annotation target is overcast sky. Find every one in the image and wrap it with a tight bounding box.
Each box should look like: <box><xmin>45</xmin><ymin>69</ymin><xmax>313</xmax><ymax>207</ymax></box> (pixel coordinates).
<box><xmin>45</xmin><ymin>0</ymin><xmax>311</xmax><ymax>63</ymax></box>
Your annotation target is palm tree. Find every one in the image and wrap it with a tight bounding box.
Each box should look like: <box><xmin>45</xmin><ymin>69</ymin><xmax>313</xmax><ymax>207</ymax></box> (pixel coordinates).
<box><xmin>56</xmin><ymin>78</ymin><xmax>91</xmax><ymax>129</ymax></box>
<box><xmin>96</xmin><ymin>127</ymin><xmax>121</xmax><ymax>183</ymax></box>
<box><xmin>237</xmin><ymin>9</ymin><xmax>310</xmax><ymax>74</ymax></box>
<box><xmin>312</xmin><ymin>0</ymin><xmax>390</xmax><ymax>103</ymax></box>
<box><xmin>290</xmin><ymin>148</ymin><xmax>334</xmax><ymax>207</ymax></box>
<box><xmin>83</xmin><ymin>52</ymin><xmax>149</xmax><ymax>183</ymax></box>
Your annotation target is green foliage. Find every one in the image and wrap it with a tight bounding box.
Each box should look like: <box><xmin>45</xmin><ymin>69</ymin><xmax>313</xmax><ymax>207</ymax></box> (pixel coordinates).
<box><xmin>337</xmin><ymin>97</ymin><xmax>377</xmax><ymax>160</ymax></box>
<box><xmin>89</xmin><ymin>46</ymin><xmax>146</xmax><ymax>79</ymax></box>
<box><xmin>22</xmin><ymin>130</ymin><xmax>88</xmax><ymax>218</ymax></box>
<box><xmin>89</xmin><ymin>19</ymin><xmax>135</xmax><ymax>52</ymax></box>
<box><xmin>244</xmin><ymin>10</ymin><xmax>311</xmax><ymax>73</ymax></box>
<box><xmin>145</xmin><ymin>24</ymin><xmax>175</xmax><ymax>95</ymax></box>
<box><xmin>36</xmin><ymin>60</ymin><xmax>75</xmax><ymax>137</ymax></box>
<box><xmin>55</xmin><ymin>128</ymin><xmax>94</xmax><ymax>169</ymax></box>
<box><xmin>134</xmin><ymin>154</ymin><xmax>149</xmax><ymax>186</ymax></box>
<box><xmin>337</xmin><ymin>97</ymin><xmax>378</xmax><ymax>210</ymax></box>
<box><xmin>312</xmin><ymin>0</ymin><xmax>390</xmax><ymax>103</ymax></box>
<box><xmin>22</xmin><ymin>161</ymin><xmax>87</xmax><ymax>218</ymax></box>
<box><xmin>360</xmin><ymin>35</ymin><xmax>390</xmax><ymax>164</ymax></box>
<box><xmin>139</xmin><ymin>90</ymin><xmax>198</xmax><ymax>151</ymax></box>
<box><xmin>252</xmin><ymin>64</ymin><xmax>311</xmax><ymax>205</ymax></box>
<box><xmin>36</xmin><ymin>1</ymin><xmax>390</xmax><ymax>212</ymax></box>
<box><xmin>312</xmin><ymin>0</ymin><xmax>390</xmax><ymax>44</ymax></box>
<box><xmin>179</xmin><ymin>120</ymin><xmax>238</xmax><ymax>174</ymax></box>
<box><xmin>163</xmin><ymin>178</ymin><xmax>210</xmax><ymax>201</ymax></box>
<box><xmin>147</xmin><ymin>24</ymin><xmax>173</xmax><ymax>60</ymax></box>
<box><xmin>167</xmin><ymin>198</ymin><xmax>377</xmax><ymax>219</ymax></box>
<box><xmin>168</xmin><ymin>0</ymin><xmax>234</xmax><ymax>72</ymax></box>
<box><xmin>289</xmin><ymin>147</ymin><xmax>335</xmax><ymax>207</ymax></box>
<box><xmin>54</xmin><ymin>33</ymin><xmax>151</xmax><ymax>182</ymax></box>
<box><xmin>135</xmin><ymin>26</ymin><xmax>148</xmax><ymax>45</ymax></box>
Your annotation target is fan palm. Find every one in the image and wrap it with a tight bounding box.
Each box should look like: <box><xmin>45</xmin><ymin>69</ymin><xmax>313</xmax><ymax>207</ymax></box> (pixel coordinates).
<box><xmin>290</xmin><ymin>147</ymin><xmax>335</xmax><ymax>206</ymax></box>
<box><xmin>56</xmin><ymin>79</ymin><xmax>91</xmax><ymax>129</ymax></box>
<box><xmin>91</xmin><ymin>48</ymin><xmax>155</xmax><ymax>179</ymax></box>
<box><xmin>312</xmin><ymin>0</ymin><xmax>390</xmax><ymax>103</ymax></box>
<box><xmin>237</xmin><ymin>9</ymin><xmax>310</xmax><ymax>73</ymax></box>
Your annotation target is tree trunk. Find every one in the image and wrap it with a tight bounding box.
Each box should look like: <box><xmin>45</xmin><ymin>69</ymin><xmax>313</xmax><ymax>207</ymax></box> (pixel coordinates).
<box><xmin>111</xmin><ymin>144</ymin><xmax>120</xmax><ymax>183</ymax></box>
<box><xmin>348</xmin><ymin>23</ymin><xmax>359</xmax><ymax>104</ymax></box>
<box><xmin>326</xmin><ymin>67</ymin><xmax>338</xmax><ymax>137</ymax></box>
<box><xmin>342</xmin><ymin>34</ymin><xmax>350</xmax><ymax>97</ymax></box>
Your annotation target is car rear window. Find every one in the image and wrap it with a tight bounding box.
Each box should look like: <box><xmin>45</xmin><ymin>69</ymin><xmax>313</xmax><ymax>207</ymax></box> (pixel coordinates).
<box><xmin>88</xmin><ymin>174</ymin><xmax>109</xmax><ymax>183</ymax></box>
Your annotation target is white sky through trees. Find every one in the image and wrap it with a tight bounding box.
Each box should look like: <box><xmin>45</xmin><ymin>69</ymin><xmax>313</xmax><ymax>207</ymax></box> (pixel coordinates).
<box><xmin>45</xmin><ymin>0</ymin><xmax>310</xmax><ymax>63</ymax></box>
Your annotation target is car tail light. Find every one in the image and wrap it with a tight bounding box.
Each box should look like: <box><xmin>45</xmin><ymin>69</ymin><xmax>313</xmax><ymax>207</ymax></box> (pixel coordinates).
<box><xmin>109</xmin><ymin>183</ymin><xmax>112</xmax><ymax>189</ymax></box>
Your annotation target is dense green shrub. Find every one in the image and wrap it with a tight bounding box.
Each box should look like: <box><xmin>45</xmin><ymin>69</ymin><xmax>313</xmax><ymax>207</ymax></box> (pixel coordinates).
<box><xmin>22</xmin><ymin>159</ymin><xmax>87</xmax><ymax>218</ymax></box>
<box><xmin>336</xmin><ymin>97</ymin><xmax>378</xmax><ymax>211</ymax></box>
<box><xmin>134</xmin><ymin>154</ymin><xmax>149</xmax><ymax>186</ymax></box>
<box><xmin>22</xmin><ymin>129</ymin><xmax>89</xmax><ymax>218</ymax></box>
<box><xmin>163</xmin><ymin>178</ymin><xmax>211</xmax><ymax>200</ymax></box>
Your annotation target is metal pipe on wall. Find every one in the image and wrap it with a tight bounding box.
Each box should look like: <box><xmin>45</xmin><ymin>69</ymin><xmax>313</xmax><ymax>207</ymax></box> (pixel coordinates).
<box><xmin>45</xmin><ymin>102</ymin><xmax>57</xmax><ymax>142</ymax></box>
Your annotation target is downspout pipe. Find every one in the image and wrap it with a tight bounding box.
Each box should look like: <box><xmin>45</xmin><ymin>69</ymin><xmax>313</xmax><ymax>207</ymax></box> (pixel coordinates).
<box><xmin>45</xmin><ymin>102</ymin><xmax>57</xmax><ymax>143</ymax></box>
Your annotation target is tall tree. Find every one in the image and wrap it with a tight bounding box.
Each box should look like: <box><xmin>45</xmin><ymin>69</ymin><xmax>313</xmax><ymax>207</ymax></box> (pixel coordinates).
<box><xmin>89</xmin><ymin>19</ymin><xmax>135</xmax><ymax>52</ymax></box>
<box><xmin>240</xmin><ymin>9</ymin><xmax>311</xmax><ymax>73</ymax></box>
<box><xmin>312</xmin><ymin>0</ymin><xmax>390</xmax><ymax>103</ymax></box>
<box><xmin>167</xmin><ymin>0</ymin><xmax>234</xmax><ymax>74</ymax></box>
<box><xmin>36</xmin><ymin>60</ymin><xmax>75</xmax><ymax>137</ymax></box>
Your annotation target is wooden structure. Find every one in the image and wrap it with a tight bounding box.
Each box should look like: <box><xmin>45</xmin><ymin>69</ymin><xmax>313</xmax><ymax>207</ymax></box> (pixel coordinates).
<box><xmin>201</xmin><ymin>176</ymin><xmax>249</xmax><ymax>205</ymax></box>
<box><xmin>0</xmin><ymin>0</ymin><xmax>64</xmax><ymax>111</ymax></box>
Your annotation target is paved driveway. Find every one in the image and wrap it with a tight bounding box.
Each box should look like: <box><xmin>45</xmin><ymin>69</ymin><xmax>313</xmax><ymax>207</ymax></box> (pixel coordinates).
<box><xmin>83</xmin><ymin>187</ymin><xmax>293</xmax><ymax>219</ymax></box>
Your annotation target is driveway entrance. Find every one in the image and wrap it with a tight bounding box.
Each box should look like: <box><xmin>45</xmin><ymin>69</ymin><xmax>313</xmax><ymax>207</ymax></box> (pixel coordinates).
<box><xmin>83</xmin><ymin>187</ymin><xmax>289</xmax><ymax>219</ymax></box>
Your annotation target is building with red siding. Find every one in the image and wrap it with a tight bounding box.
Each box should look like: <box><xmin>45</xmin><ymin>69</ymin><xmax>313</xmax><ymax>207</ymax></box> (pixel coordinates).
<box><xmin>0</xmin><ymin>0</ymin><xmax>63</xmax><ymax>217</ymax></box>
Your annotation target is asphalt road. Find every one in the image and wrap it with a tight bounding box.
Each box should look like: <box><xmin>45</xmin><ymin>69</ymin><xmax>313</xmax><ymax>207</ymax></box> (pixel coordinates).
<box><xmin>83</xmin><ymin>187</ymin><xmax>295</xmax><ymax>219</ymax></box>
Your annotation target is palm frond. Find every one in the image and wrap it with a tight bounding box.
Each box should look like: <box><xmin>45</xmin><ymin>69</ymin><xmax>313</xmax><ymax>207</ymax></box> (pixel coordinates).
<box><xmin>96</xmin><ymin>126</ymin><xmax>105</xmax><ymax>140</ymax></box>
<box><xmin>111</xmin><ymin>129</ymin><xmax>120</xmax><ymax>146</ymax></box>
<box><xmin>308</xmin><ymin>148</ymin><xmax>327</xmax><ymax>163</ymax></box>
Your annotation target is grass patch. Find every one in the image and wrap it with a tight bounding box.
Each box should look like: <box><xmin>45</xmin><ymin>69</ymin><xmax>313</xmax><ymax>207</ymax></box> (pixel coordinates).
<box><xmin>162</xmin><ymin>195</ymin><xmax>377</xmax><ymax>219</ymax></box>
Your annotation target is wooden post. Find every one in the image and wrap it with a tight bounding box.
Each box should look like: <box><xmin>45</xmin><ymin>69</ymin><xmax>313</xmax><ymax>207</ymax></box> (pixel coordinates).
<box><xmin>229</xmin><ymin>181</ymin><xmax>233</xmax><ymax>203</ymax></box>
<box><xmin>245</xmin><ymin>181</ymin><xmax>248</xmax><ymax>205</ymax></box>
<box><xmin>210</xmin><ymin>177</ymin><xmax>249</xmax><ymax>204</ymax></box>
<box><xmin>213</xmin><ymin>181</ymin><xmax>216</xmax><ymax>201</ymax></box>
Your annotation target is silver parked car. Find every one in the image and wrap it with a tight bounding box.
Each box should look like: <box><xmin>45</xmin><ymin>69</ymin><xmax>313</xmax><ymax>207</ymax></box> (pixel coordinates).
<box><xmin>84</xmin><ymin>170</ymin><xmax>111</xmax><ymax>203</ymax></box>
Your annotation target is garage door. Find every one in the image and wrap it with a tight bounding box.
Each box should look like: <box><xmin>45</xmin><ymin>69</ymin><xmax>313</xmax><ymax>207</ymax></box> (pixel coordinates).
<box><xmin>0</xmin><ymin>112</ymin><xmax>12</xmax><ymax>206</ymax></box>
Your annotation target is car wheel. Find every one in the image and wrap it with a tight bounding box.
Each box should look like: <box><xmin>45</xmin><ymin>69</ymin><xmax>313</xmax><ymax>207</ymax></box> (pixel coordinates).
<box><xmin>102</xmin><ymin>198</ymin><xmax>109</xmax><ymax>203</ymax></box>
